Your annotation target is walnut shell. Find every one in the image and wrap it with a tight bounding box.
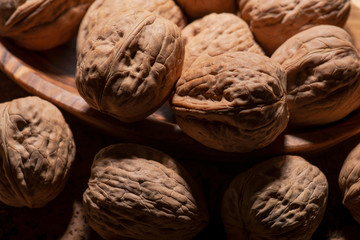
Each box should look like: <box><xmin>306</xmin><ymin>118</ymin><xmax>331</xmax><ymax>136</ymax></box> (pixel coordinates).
<box><xmin>238</xmin><ymin>0</ymin><xmax>351</xmax><ymax>54</ymax></box>
<box><xmin>0</xmin><ymin>0</ymin><xmax>94</xmax><ymax>50</ymax></box>
<box><xmin>170</xmin><ymin>51</ymin><xmax>289</xmax><ymax>152</ymax></box>
<box><xmin>82</xmin><ymin>143</ymin><xmax>209</xmax><ymax>240</ymax></box>
<box><xmin>76</xmin><ymin>9</ymin><xmax>185</xmax><ymax>122</ymax></box>
<box><xmin>0</xmin><ymin>96</ymin><xmax>75</xmax><ymax>208</ymax></box>
<box><xmin>175</xmin><ymin>0</ymin><xmax>237</xmax><ymax>19</ymax></box>
<box><xmin>271</xmin><ymin>25</ymin><xmax>360</xmax><ymax>127</ymax></box>
<box><xmin>222</xmin><ymin>155</ymin><xmax>328</xmax><ymax>240</ymax></box>
<box><xmin>181</xmin><ymin>12</ymin><xmax>264</xmax><ymax>72</ymax></box>
<box><xmin>77</xmin><ymin>0</ymin><xmax>187</xmax><ymax>53</ymax></box>
<box><xmin>339</xmin><ymin>142</ymin><xmax>360</xmax><ymax>224</ymax></box>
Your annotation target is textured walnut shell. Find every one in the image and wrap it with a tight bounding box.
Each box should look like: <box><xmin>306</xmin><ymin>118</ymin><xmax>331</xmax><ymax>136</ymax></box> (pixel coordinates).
<box><xmin>0</xmin><ymin>0</ymin><xmax>94</xmax><ymax>50</ymax></box>
<box><xmin>0</xmin><ymin>96</ymin><xmax>75</xmax><ymax>208</ymax></box>
<box><xmin>271</xmin><ymin>25</ymin><xmax>360</xmax><ymax>127</ymax></box>
<box><xmin>339</xmin><ymin>142</ymin><xmax>360</xmax><ymax>224</ymax></box>
<box><xmin>76</xmin><ymin>9</ymin><xmax>185</xmax><ymax>122</ymax></box>
<box><xmin>222</xmin><ymin>155</ymin><xmax>328</xmax><ymax>240</ymax></box>
<box><xmin>181</xmin><ymin>12</ymin><xmax>264</xmax><ymax>72</ymax></box>
<box><xmin>82</xmin><ymin>143</ymin><xmax>209</xmax><ymax>240</ymax></box>
<box><xmin>175</xmin><ymin>0</ymin><xmax>237</xmax><ymax>19</ymax></box>
<box><xmin>238</xmin><ymin>0</ymin><xmax>351</xmax><ymax>54</ymax></box>
<box><xmin>170</xmin><ymin>51</ymin><xmax>288</xmax><ymax>152</ymax></box>
<box><xmin>77</xmin><ymin>0</ymin><xmax>187</xmax><ymax>53</ymax></box>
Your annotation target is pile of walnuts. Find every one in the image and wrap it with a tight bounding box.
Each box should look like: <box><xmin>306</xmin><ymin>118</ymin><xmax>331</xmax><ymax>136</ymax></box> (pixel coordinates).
<box><xmin>1</xmin><ymin>0</ymin><xmax>360</xmax><ymax>239</ymax></box>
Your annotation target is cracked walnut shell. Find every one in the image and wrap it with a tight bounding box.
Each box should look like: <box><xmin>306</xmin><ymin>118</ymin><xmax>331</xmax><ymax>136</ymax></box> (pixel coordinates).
<box><xmin>82</xmin><ymin>143</ymin><xmax>209</xmax><ymax>240</ymax></box>
<box><xmin>237</xmin><ymin>0</ymin><xmax>351</xmax><ymax>54</ymax></box>
<box><xmin>170</xmin><ymin>51</ymin><xmax>289</xmax><ymax>152</ymax></box>
<box><xmin>0</xmin><ymin>96</ymin><xmax>76</xmax><ymax>208</ymax></box>
<box><xmin>77</xmin><ymin>0</ymin><xmax>187</xmax><ymax>54</ymax></box>
<box><xmin>76</xmin><ymin>9</ymin><xmax>185</xmax><ymax>122</ymax></box>
<box><xmin>222</xmin><ymin>155</ymin><xmax>328</xmax><ymax>240</ymax></box>
<box><xmin>271</xmin><ymin>25</ymin><xmax>360</xmax><ymax>127</ymax></box>
<box><xmin>339</xmin><ymin>142</ymin><xmax>360</xmax><ymax>224</ymax></box>
<box><xmin>0</xmin><ymin>0</ymin><xmax>94</xmax><ymax>50</ymax></box>
<box><xmin>181</xmin><ymin>12</ymin><xmax>264</xmax><ymax>72</ymax></box>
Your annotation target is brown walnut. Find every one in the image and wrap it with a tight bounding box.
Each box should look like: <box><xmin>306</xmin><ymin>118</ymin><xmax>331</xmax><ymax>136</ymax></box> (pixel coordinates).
<box><xmin>222</xmin><ymin>155</ymin><xmax>328</xmax><ymax>240</ymax></box>
<box><xmin>181</xmin><ymin>12</ymin><xmax>264</xmax><ymax>72</ymax></box>
<box><xmin>0</xmin><ymin>0</ymin><xmax>94</xmax><ymax>50</ymax></box>
<box><xmin>237</xmin><ymin>0</ymin><xmax>351</xmax><ymax>54</ymax></box>
<box><xmin>0</xmin><ymin>96</ymin><xmax>76</xmax><ymax>208</ymax></box>
<box><xmin>339</xmin><ymin>142</ymin><xmax>360</xmax><ymax>224</ymax></box>
<box><xmin>77</xmin><ymin>0</ymin><xmax>187</xmax><ymax>53</ymax></box>
<box><xmin>175</xmin><ymin>0</ymin><xmax>237</xmax><ymax>19</ymax></box>
<box><xmin>170</xmin><ymin>51</ymin><xmax>289</xmax><ymax>152</ymax></box>
<box><xmin>76</xmin><ymin>8</ymin><xmax>185</xmax><ymax>122</ymax></box>
<box><xmin>271</xmin><ymin>25</ymin><xmax>360</xmax><ymax>127</ymax></box>
<box><xmin>82</xmin><ymin>143</ymin><xmax>209</xmax><ymax>240</ymax></box>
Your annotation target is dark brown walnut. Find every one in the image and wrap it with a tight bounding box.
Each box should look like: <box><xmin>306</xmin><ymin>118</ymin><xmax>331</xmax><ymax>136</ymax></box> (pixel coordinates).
<box><xmin>238</xmin><ymin>0</ymin><xmax>351</xmax><ymax>54</ymax></box>
<box><xmin>77</xmin><ymin>0</ymin><xmax>187</xmax><ymax>53</ymax></box>
<box><xmin>181</xmin><ymin>12</ymin><xmax>264</xmax><ymax>72</ymax></box>
<box><xmin>0</xmin><ymin>96</ymin><xmax>75</xmax><ymax>208</ymax></box>
<box><xmin>222</xmin><ymin>155</ymin><xmax>328</xmax><ymax>240</ymax></box>
<box><xmin>271</xmin><ymin>25</ymin><xmax>360</xmax><ymax>127</ymax></box>
<box><xmin>175</xmin><ymin>0</ymin><xmax>237</xmax><ymax>19</ymax></box>
<box><xmin>76</xmin><ymin>9</ymin><xmax>185</xmax><ymax>122</ymax></box>
<box><xmin>0</xmin><ymin>0</ymin><xmax>94</xmax><ymax>51</ymax></box>
<box><xmin>339</xmin><ymin>142</ymin><xmax>360</xmax><ymax>224</ymax></box>
<box><xmin>170</xmin><ymin>51</ymin><xmax>288</xmax><ymax>152</ymax></box>
<box><xmin>82</xmin><ymin>143</ymin><xmax>209</xmax><ymax>240</ymax></box>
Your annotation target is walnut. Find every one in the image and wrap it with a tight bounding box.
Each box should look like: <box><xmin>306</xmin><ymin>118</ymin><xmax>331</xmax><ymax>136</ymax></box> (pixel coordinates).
<box><xmin>181</xmin><ymin>12</ymin><xmax>264</xmax><ymax>72</ymax></box>
<box><xmin>237</xmin><ymin>0</ymin><xmax>351</xmax><ymax>54</ymax></box>
<box><xmin>76</xmin><ymin>8</ymin><xmax>185</xmax><ymax>122</ymax></box>
<box><xmin>0</xmin><ymin>96</ymin><xmax>75</xmax><ymax>208</ymax></box>
<box><xmin>175</xmin><ymin>0</ymin><xmax>237</xmax><ymax>19</ymax></box>
<box><xmin>0</xmin><ymin>0</ymin><xmax>94</xmax><ymax>50</ymax></box>
<box><xmin>170</xmin><ymin>51</ymin><xmax>289</xmax><ymax>152</ymax></box>
<box><xmin>271</xmin><ymin>25</ymin><xmax>360</xmax><ymax>127</ymax></box>
<box><xmin>77</xmin><ymin>0</ymin><xmax>187</xmax><ymax>53</ymax></box>
<box><xmin>339</xmin><ymin>142</ymin><xmax>360</xmax><ymax>224</ymax></box>
<box><xmin>222</xmin><ymin>155</ymin><xmax>328</xmax><ymax>240</ymax></box>
<box><xmin>82</xmin><ymin>143</ymin><xmax>209</xmax><ymax>240</ymax></box>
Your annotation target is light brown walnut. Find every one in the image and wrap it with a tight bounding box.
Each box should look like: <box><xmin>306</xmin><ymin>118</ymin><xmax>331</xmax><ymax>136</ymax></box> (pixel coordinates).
<box><xmin>76</xmin><ymin>9</ymin><xmax>185</xmax><ymax>122</ymax></box>
<box><xmin>170</xmin><ymin>51</ymin><xmax>289</xmax><ymax>152</ymax></box>
<box><xmin>271</xmin><ymin>25</ymin><xmax>360</xmax><ymax>127</ymax></box>
<box><xmin>0</xmin><ymin>0</ymin><xmax>94</xmax><ymax>50</ymax></box>
<box><xmin>175</xmin><ymin>0</ymin><xmax>237</xmax><ymax>19</ymax></box>
<box><xmin>181</xmin><ymin>12</ymin><xmax>264</xmax><ymax>72</ymax></box>
<box><xmin>82</xmin><ymin>143</ymin><xmax>209</xmax><ymax>240</ymax></box>
<box><xmin>237</xmin><ymin>0</ymin><xmax>351</xmax><ymax>54</ymax></box>
<box><xmin>77</xmin><ymin>0</ymin><xmax>187</xmax><ymax>54</ymax></box>
<box><xmin>222</xmin><ymin>155</ymin><xmax>328</xmax><ymax>240</ymax></box>
<box><xmin>0</xmin><ymin>96</ymin><xmax>75</xmax><ymax>208</ymax></box>
<box><xmin>339</xmin><ymin>142</ymin><xmax>360</xmax><ymax>224</ymax></box>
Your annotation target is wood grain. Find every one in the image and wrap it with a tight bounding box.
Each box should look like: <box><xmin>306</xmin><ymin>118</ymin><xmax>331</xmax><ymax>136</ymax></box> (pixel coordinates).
<box><xmin>0</xmin><ymin>2</ymin><xmax>360</xmax><ymax>160</ymax></box>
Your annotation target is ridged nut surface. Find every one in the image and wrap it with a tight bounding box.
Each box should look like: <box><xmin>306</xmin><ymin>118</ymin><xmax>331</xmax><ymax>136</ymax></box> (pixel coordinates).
<box><xmin>76</xmin><ymin>9</ymin><xmax>185</xmax><ymax>122</ymax></box>
<box><xmin>339</xmin><ymin>142</ymin><xmax>360</xmax><ymax>224</ymax></box>
<box><xmin>238</xmin><ymin>0</ymin><xmax>351</xmax><ymax>54</ymax></box>
<box><xmin>0</xmin><ymin>0</ymin><xmax>94</xmax><ymax>50</ymax></box>
<box><xmin>222</xmin><ymin>155</ymin><xmax>328</xmax><ymax>240</ymax></box>
<box><xmin>271</xmin><ymin>25</ymin><xmax>360</xmax><ymax>127</ymax></box>
<box><xmin>181</xmin><ymin>12</ymin><xmax>264</xmax><ymax>72</ymax></box>
<box><xmin>0</xmin><ymin>96</ymin><xmax>75</xmax><ymax>208</ymax></box>
<box><xmin>171</xmin><ymin>51</ymin><xmax>288</xmax><ymax>152</ymax></box>
<box><xmin>83</xmin><ymin>143</ymin><xmax>209</xmax><ymax>240</ymax></box>
<box><xmin>77</xmin><ymin>0</ymin><xmax>187</xmax><ymax>53</ymax></box>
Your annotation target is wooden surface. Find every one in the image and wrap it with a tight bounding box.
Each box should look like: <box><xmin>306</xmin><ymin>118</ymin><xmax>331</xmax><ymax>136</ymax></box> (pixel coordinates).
<box><xmin>0</xmin><ymin>2</ymin><xmax>360</xmax><ymax>159</ymax></box>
